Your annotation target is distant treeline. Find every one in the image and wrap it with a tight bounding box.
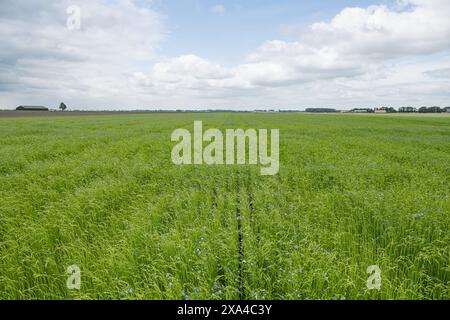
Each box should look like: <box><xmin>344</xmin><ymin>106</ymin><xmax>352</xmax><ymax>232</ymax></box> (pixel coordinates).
<box><xmin>385</xmin><ymin>106</ymin><xmax>449</xmax><ymax>113</ymax></box>
<box><xmin>11</xmin><ymin>106</ymin><xmax>448</xmax><ymax>113</ymax></box>
<box><xmin>305</xmin><ymin>108</ymin><xmax>338</xmax><ymax>113</ymax></box>
<box><xmin>305</xmin><ymin>106</ymin><xmax>450</xmax><ymax>113</ymax></box>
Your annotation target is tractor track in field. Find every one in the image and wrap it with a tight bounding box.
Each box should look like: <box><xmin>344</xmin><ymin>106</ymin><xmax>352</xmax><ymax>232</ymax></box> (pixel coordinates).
<box><xmin>235</xmin><ymin>173</ymin><xmax>245</xmax><ymax>300</ymax></box>
<box><xmin>234</xmin><ymin>169</ymin><xmax>257</xmax><ymax>300</ymax></box>
<box><xmin>246</xmin><ymin>170</ymin><xmax>259</xmax><ymax>244</ymax></box>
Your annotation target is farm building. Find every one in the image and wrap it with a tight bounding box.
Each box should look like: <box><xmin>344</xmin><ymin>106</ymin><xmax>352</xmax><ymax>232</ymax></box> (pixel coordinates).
<box><xmin>350</xmin><ymin>108</ymin><xmax>372</xmax><ymax>113</ymax></box>
<box><xmin>16</xmin><ymin>106</ymin><xmax>49</xmax><ymax>111</ymax></box>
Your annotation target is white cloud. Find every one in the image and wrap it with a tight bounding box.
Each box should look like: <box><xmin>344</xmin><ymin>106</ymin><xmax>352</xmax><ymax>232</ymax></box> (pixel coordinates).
<box><xmin>129</xmin><ymin>0</ymin><xmax>450</xmax><ymax>108</ymax></box>
<box><xmin>307</xmin><ymin>2</ymin><xmax>450</xmax><ymax>58</ymax></box>
<box><xmin>0</xmin><ymin>0</ymin><xmax>165</xmax><ymax>108</ymax></box>
<box><xmin>1</xmin><ymin>0</ymin><xmax>450</xmax><ymax>109</ymax></box>
<box><xmin>424</xmin><ymin>68</ymin><xmax>450</xmax><ymax>79</ymax></box>
<box><xmin>210</xmin><ymin>4</ymin><xmax>225</xmax><ymax>15</ymax></box>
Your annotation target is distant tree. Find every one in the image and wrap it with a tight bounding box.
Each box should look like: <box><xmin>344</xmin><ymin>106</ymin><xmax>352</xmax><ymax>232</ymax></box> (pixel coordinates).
<box><xmin>418</xmin><ymin>106</ymin><xmax>442</xmax><ymax>113</ymax></box>
<box><xmin>350</xmin><ymin>108</ymin><xmax>373</xmax><ymax>113</ymax></box>
<box><xmin>387</xmin><ymin>107</ymin><xmax>397</xmax><ymax>113</ymax></box>
<box><xmin>59</xmin><ymin>102</ymin><xmax>67</xmax><ymax>112</ymax></box>
<box><xmin>399</xmin><ymin>107</ymin><xmax>417</xmax><ymax>113</ymax></box>
<box><xmin>407</xmin><ymin>107</ymin><xmax>417</xmax><ymax>113</ymax></box>
<box><xmin>429</xmin><ymin>106</ymin><xmax>442</xmax><ymax>113</ymax></box>
<box><xmin>305</xmin><ymin>108</ymin><xmax>337</xmax><ymax>113</ymax></box>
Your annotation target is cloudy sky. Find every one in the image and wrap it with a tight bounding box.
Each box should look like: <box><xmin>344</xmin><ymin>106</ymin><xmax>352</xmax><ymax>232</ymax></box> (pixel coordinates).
<box><xmin>1</xmin><ymin>0</ymin><xmax>450</xmax><ymax>110</ymax></box>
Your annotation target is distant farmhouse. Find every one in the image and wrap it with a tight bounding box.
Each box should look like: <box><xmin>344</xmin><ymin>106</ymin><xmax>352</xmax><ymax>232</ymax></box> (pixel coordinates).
<box><xmin>375</xmin><ymin>107</ymin><xmax>397</xmax><ymax>113</ymax></box>
<box><xmin>253</xmin><ymin>109</ymin><xmax>278</xmax><ymax>113</ymax></box>
<box><xmin>350</xmin><ymin>108</ymin><xmax>373</xmax><ymax>113</ymax></box>
<box><xmin>16</xmin><ymin>106</ymin><xmax>49</xmax><ymax>111</ymax></box>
